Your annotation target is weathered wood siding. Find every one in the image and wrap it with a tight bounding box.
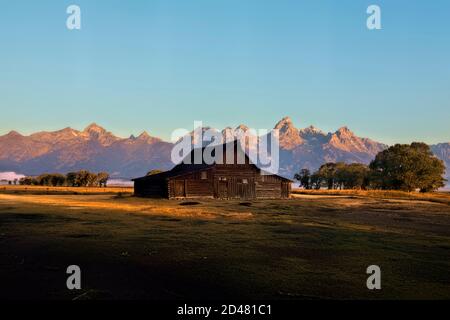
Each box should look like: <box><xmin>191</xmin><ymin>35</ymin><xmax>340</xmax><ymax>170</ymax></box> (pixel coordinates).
<box><xmin>281</xmin><ymin>181</ymin><xmax>291</xmax><ymax>198</ymax></box>
<box><xmin>136</xmin><ymin>169</ymin><xmax>291</xmax><ymax>199</ymax></box>
<box><xmin>164</xmin><ymin>167</ymin><xmax>291</xmax><ymax>200</ymax></box>
<box><xmin>213</xmin><ymin>176</ymin><xmax>256</xmax><ymax>200</ymax></box>
<box><xmin>255</xmin><ymin>174</ymin><xmax>290</xmax><ymax>199</ymax></box>
<box><xmin>213</xmin><ymin>164</ymin><xmax>257</xmax><ymax>199</ymax></box>
<box><xmin>168</xmin><ymin>170</ymin><xmax>214</xmax><ymax>198</ymax></box>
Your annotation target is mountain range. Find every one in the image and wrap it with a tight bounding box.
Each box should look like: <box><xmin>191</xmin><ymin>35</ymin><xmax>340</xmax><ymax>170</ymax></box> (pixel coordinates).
<box><xmin>0</xmin><ymin>117</ymin><xmax>448</xmax><ymax>182</ymax></box>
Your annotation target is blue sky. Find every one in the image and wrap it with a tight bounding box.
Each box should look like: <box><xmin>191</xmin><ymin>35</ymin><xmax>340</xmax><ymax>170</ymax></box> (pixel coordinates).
<box><xmin>0</xmin><ymin>0</ymin><xmax>449</xmax><ymax>144</ymax></box>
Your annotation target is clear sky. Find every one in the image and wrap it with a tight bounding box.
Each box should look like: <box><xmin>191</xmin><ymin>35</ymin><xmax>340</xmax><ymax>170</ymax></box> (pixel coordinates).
<box><xmin>0</xmin><ymin>0</ymin><xmax>449</xmax><ymax>144</ymax></box>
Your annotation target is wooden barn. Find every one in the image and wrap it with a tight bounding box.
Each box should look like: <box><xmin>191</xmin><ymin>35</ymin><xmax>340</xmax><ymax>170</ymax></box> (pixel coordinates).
<box><xmin>133</xmin><ymin>142</ymin><xmax>291</xmax><ymax>200</ymax></box>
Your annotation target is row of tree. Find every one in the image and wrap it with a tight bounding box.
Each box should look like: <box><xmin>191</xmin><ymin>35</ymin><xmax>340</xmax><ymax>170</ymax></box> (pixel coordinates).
<box><xmin>295</xmin><ymin>143</ymin><xmax>446</xmax><ymax>192</ymax></box>
<box><xmin>295</xmin><ymin>163</ymin><xmax>370</xmax><ymax>190</ymax></box>
<box><xmin>19</xmin><ymin>171</ymin><xmax>110</xmax><ymax>187</ymax></box>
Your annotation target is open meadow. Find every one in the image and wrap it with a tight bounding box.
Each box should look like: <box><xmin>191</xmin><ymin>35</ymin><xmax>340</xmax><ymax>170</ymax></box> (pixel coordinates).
<box><xmin>0</xmin><ymin>187</ymin><xmax>449</xmax><ymax>300</ymax></box>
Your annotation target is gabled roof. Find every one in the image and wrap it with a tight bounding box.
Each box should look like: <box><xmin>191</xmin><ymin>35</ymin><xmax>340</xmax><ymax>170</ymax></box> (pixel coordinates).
<box><xmin>132</xmin><ymin>140</ymin><xmax>292</xmax><ymax>182</ymax></box>
<box><xmin>132</xmin><ymin>164</ymin><xmax>212</xmax><ymax>182</ymax></box>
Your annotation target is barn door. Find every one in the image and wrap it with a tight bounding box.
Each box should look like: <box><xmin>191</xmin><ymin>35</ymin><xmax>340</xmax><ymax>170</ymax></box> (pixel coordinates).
<box><xmin>237</xmin><ymin>178</ymin><xmax>255</xmax><ymax>200</ymax></box>
<box><xmin>218</xmin><ymin>180</ymin><xmax>228</xmax><ymax>199</ymax></box>
<box><xmin>174</xmin><ymin>180</ymin><xmax>185</xmax><ymax>198</ymax></box>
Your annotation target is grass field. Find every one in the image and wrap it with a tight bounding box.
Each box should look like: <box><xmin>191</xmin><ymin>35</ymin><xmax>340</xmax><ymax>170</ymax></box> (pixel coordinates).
<box><xmin>0</xmin><ymin>188</ymin><xmax>449</xmax><ymax>300</ymax></box>
<box><xmin>0</xmin><ymin>185</ymin><xmax>133</xmax><ymax>195</ymax></box>
<box><xmin>292</xmin><ymin>189</ymin><xmax>450</xmax><ymax>206</ymax></box>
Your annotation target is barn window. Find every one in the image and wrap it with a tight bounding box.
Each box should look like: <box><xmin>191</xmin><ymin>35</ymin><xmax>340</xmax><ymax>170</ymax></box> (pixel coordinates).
<box><xmin>200</xmin><ymin>171</ymin><xmax>208</xmax><ymax>180</ymax></box>
<box><xmin>242</xmin><ymin>178</ymin><xmax>248</xmax><ymax>184</ymax></box>
<box><xmin>219</xmin><ymin>177</ymin><xmax>227</xmax><ymax>181</ymax></box>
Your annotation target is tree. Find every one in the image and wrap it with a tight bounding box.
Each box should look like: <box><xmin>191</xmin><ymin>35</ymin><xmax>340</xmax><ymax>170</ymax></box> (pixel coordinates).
<box><xmin>316</xmin><ymin>162</ymin><xmax>344</xmax><ymax>190</ymax></box>
<box><xmin>50</xmin><ymin>174</ymin><xmax>66</xmax><ymax>186</ymax></box>
<box><xmin>310</xmin><ymin>173</ymin><xmax>323</xmax><ymax>189</ymax></box>
<box><xmin>369</xmin><ymin>142</ymin><xmax>446</xmax><ymax>192</ymax></box>
<box><xmin>335</xmin><ymin>163</ymin><xmax>370</xmax><ymax>190</ymax></box>
<box><xmin>96</xmin><ymin>172</ymin><xmax>110</xmax><ymax>187</ymax></box>
<box><xmin>294</xmin><ymin>168</ymin><xmax>311</xmax><ymax>189</ymax></box>
<box><xmin>66</xmin><ymin>172</ymin><xmax>77</xmax><ymax>187</ymax></box>
<box><xmin>35</xmin><ymin>174</ymin><xmax>66</xmax><ymax>186</ymax></box>
<box><xmin>36</xmin><ymin>174</ymin><xmax>51</xmax><ymax>186</ymax></box>
<box><xmin>74</xmin><ymin>170</ymin><xmax>91</xmax><ymax>187</ymax></box>
<box><xmin>19</xmin><ymin>177</ymin><xmax>36</xmax><ymax>185</ymax></box>
<box><xmin>86</xmin><ymin>172</ymin><xmax>98</xmax><ymax>187</ymax></box>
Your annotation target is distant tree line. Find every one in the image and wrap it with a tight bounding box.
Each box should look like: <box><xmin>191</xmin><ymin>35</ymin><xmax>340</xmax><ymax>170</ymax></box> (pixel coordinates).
<box><xmin>19</xmin><ymin>170</ymin><xmax>110</xmax><ymax>187</ymax></box>
<box><xmin>295</xmin><ymin>163</ymin><xmax>370</xmax><ymax>190</ymax></box>
<box><xmin>295</xmin><ymin>143</ymin><xmax>446</xmax><ymax>192</ymax></box>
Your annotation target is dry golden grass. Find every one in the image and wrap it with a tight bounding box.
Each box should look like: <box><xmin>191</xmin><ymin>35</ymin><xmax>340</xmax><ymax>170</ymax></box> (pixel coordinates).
<box><xmin>0</xmin><ymin>193</ymin><xmax>254</xmax><ymax>220</ymax></box>
<box><xmin>292</xmin><ymin>189</ymin><xmax>450</xmax><ymax>206</ymax></box>
<box><xmin>0</xmin><ymin>185</ymin><xmax>133</xmax><ymax>195</ymax></box>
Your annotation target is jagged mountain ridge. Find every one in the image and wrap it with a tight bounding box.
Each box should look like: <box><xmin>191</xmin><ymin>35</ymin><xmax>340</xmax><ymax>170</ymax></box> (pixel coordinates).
<box><xmin>0</xmin><ymin>118</ymin><xmax>448</xmax><ymax>180</ymax></box>
<box><xmin>271</xmin><ymin>117</ymin><xmax>388</xmax><ymax>177</ymax></box>
<box><xmin>0</xmin><ymin>124</ymin><xmax>173</xmax><ymax>178</ymax></box>
<box><xmin>431</xmin><ymin>143</ymin><xmax>450</xmax><ymax>185</ymax></box>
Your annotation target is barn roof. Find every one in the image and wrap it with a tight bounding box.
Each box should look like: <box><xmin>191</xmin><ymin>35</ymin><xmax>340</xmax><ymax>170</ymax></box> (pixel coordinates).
<box><xmin>132</xmin><ymin>140</ymin><xmax>292</xmax><ymax>182</ymax></box>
